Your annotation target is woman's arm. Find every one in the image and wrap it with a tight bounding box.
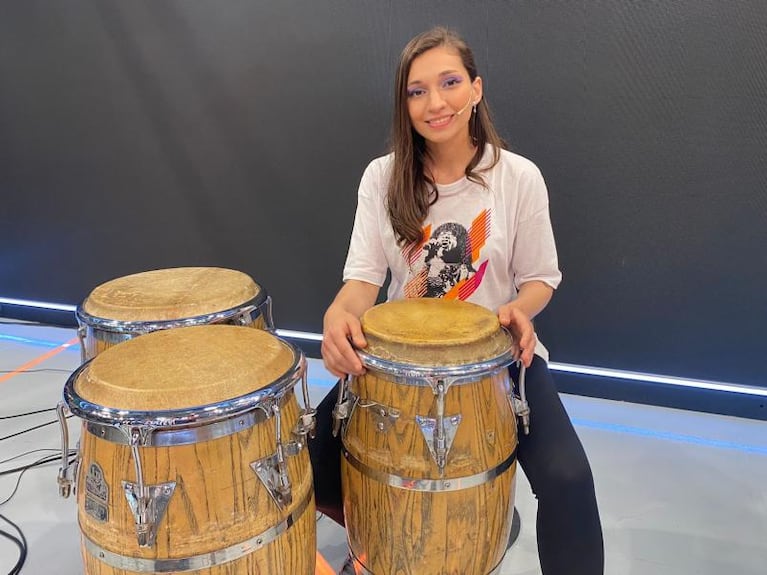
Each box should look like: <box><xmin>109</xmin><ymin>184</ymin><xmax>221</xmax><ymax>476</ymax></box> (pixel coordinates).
<box><xmin>321</xmin><ymin>279</ymin><xmax>380</xmax><ymax>377</ymax></box>
<box><xmin>497</xmin><ymin>280</ymin><xmax>554</xmax><ymax>367</ymax></box>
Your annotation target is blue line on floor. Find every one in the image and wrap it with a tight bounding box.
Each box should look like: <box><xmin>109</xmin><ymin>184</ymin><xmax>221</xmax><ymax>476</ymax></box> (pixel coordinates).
<box><xmin>307</xmin><ymin>377</ymin><xmax>339</xmax><ymax>389</ymax></box>
<box><xmin>0</xmin><ymin>333</ymin><xmax>77</xmax><ymax>350</ymax></box>
<box><xmin>571</xmin><ymin>418</ymin><xmax>767</xmax><ymax>456</ymax></box>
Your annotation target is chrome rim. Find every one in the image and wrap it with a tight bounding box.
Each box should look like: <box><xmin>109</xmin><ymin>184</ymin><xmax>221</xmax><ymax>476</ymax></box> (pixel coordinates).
<box><xmin>63</xmin><ymin>342</ymin><xmax>305</xmax><ymax>437</ymax></box>
<box><xmin>76</xmin><ymin>290</ymin><xmax>271</xmax><ymax>335</ymax></box>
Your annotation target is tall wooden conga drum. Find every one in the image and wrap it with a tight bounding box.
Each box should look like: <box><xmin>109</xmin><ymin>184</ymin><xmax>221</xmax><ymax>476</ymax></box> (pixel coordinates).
<box><xmin>76</xmin><ymin>267</ymin><xmax>273</xmax><ymax>360</ymax></box>
<box><xmin>338</xmin><ymin>299</ymin><xmax>518</xmax><ymax>575</ymax></box>
<box><xmin>62</xmin><ymin>325</ymin><xmax>316</xmax><ymax>574</ymax></box>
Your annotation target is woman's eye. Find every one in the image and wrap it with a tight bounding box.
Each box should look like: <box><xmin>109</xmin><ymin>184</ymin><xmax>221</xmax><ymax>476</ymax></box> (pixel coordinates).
<box><xmin>407</xmin><ymin>88</ymin><xmax>426</xmax><ymax>98</ymax></box>
<box><xmin>442</xmin><ymin>76</ymin><xmax>463</xmax><ymax>88</ymax></box>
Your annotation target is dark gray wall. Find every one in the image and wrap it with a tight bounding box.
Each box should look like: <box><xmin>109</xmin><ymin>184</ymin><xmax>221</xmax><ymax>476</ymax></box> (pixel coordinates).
<box><xmin>1</xmin><ymin>1</ymin><xmax>765</xmax><ymax>387</ymax></box>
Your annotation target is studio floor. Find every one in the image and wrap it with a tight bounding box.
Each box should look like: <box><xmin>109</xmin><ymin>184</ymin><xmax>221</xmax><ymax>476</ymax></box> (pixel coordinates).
<box><xmin>1</xmin><ymin>320</ymin><xmax>766</xmax><ymax>574</ymax></box>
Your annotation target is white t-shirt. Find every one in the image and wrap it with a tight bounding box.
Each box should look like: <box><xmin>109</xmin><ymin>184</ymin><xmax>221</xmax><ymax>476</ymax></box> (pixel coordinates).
<box><xmin>343</xmin><ymin>146</ymin><xmax>562</xmax><ymax>359</ymax></box>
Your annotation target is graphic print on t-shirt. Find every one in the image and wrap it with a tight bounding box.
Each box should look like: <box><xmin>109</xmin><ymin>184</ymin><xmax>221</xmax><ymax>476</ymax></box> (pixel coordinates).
<box><xmin>403</xmin><ymin>209</ymin><xmax>490</xmax><ymax>300</ymax></box>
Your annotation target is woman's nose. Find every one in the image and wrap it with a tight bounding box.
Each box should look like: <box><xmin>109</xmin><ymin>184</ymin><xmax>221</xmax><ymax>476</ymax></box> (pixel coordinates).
<box><xmin>426</xmin><ymin>89</ymin><xmax>447</xmax><ymax>111</ymax></box>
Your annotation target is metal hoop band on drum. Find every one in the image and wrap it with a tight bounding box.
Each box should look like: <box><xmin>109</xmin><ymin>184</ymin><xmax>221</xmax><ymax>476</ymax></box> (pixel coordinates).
<box><xmin>342</xmin><ymin>443</ymin><xmax>518</xmax><ymax>492</ymax></box>
<box><xmin>356</xmin><ymin>344</ymin><xmax>516</xmax><ymax>386</ymax></box>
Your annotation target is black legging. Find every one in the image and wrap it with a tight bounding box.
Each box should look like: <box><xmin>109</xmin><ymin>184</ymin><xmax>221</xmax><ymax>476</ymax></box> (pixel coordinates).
<box><xmin>308</xmin><ymin>355</ymin><xmax>604</xmax><ymax>574</ymax></box>
<box><xmin>512</xmin><ymin>356</ymin><xmax>604</xmax><ymax>574</ymax></box>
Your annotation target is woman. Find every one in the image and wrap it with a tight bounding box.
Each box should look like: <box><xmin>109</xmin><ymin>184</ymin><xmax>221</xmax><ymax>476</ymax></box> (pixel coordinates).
<box><xmin>311</xmin><ymin>26</ymin><xmax>604</xmax><ymax>575</ymax></box>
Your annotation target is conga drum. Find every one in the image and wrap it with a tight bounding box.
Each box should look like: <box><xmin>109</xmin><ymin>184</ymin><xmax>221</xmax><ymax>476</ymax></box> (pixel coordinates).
<box><xmin>337</xmin><ymin>299</ymin><xmax>518</xmax><ymax>575</ymax></box>
<box><xmin>61</xmin><ymin>325</ymin><xmax>316</xmax><ymax>574</ymax></box>
<box><xmin>76</xmin><ymin>267</ymin><xmax>273</xmax><ymax>360</ymax></box>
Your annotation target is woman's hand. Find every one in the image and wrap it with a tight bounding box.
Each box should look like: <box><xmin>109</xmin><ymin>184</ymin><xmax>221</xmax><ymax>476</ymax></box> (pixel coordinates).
<box><xmin>497</xmin><ymin>281</ymin><xmax>554</xmax><ymax>368</ymax></box>
<box><xmin>320</xmin><ymin>280</ymin><xmax>380</xmax><ymax>377</ymax></box>
<box><xmin>497</xmin><ymin>304</ymin><xmax>536</xmax><ymax>368</ymax></box>
<box><xmin>322</xmin><ymin>306</ymin><xmax>367</xmax><ymax>377</ymax></box>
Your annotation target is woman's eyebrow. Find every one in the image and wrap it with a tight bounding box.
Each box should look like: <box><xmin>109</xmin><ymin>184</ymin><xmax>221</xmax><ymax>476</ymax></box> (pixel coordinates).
<box><xmin>407</xmin><ymin>70</ymin><xmax>462</xmax><ymax>86</ymax></box>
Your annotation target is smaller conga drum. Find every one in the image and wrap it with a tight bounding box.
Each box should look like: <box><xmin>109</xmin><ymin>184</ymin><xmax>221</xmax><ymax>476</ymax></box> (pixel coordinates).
<box><xmin>337</xmin><ymin>298</ymin><xmax>518</xmax><ymax>575</ymax></box>
<box><xmin>77</xmin><ymin>267</ymin><xmax>273</xmax><ymax>360</ymax></box>
<box><xmin>61</xmin><ymin>325</ymin><xmax>316</xmax><ymax>575</ymax></box>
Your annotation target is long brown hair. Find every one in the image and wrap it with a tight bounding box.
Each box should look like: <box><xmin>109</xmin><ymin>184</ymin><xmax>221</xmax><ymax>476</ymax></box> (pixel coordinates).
<box><xmin>388</xmin><ymin>27</ymin><xmax>506</xmax><ymax>247</ymax></box>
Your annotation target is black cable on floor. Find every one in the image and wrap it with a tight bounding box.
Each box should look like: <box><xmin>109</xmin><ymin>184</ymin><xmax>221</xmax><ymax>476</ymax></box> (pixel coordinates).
<box><xmin>0</xmin><ymin>408</ymin><xmax>58</xmax><ymax>420</ymax></box>
<box><xmin>0</xmin><ymin>453</ymin><xmax>68</xmax><ymax>477</ymax></box>
<box><xmin>0</xmin><ymin>448</ymin><xmax>61</xmax><ymax>466</ymax></box>
<box><xmin>0</xmin><ymin>369</ymin><xmax>72</xmax><ymax>376</ymax></box>
<box><xmin>0</xmin><ymin>419</ymin><xmax>60</xmax><ymax>442</ymax></box>
<box><xmin>0</xmin><ymin>513</ymin><xmax>27</xmax><ymax>575</ymax></box>
<box><xmin>0</xmin><ymin>450</ymin><xmax>75</xmax><ymax>572</ymax></box>
<box><xmin>0</xmin><ymin>529</ymin><xmax>25</xmax><ymax>575</ymax></box>
<box><xmin>0</xmin><ymin>414</ymin><xmax>72</xmax><ymax>443</ymax></box>
<box><xmin>0</xmin><ymin>452</ymin><xmax>78</xmax><ymax>506</ymax></box>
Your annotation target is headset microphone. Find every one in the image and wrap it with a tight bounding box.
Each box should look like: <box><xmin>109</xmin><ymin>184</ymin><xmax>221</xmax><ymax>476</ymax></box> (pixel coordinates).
<box><xmin>456</xmin><ymin>90</ymin><xmax>475</xmax><ymax>116</ymax></box>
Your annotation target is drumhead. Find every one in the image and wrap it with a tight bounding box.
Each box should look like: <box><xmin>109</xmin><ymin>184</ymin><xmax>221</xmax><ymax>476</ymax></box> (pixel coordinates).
<box><xmin>73</xmin><ymin>325</ymin><xmax>296</xmax><ymax>411</ymax></box>
<box><xmin>360</xmin><ymin>298</ymin><xmax>512</xmax><ymax>366</ymax></box>
<box><xmin>80</xmin><ymin>267</ymin><xmax>262</xmax><ymax>322</ymax></box>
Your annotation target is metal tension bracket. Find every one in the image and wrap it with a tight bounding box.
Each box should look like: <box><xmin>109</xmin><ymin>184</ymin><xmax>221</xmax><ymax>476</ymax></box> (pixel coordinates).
<box><xmin>416</xmin><ymin>378</ymin><xmax>461</xmax><ymax>476</ymax></box>
<box><xmin>251</xmin><ymin>402</ymin><xmax>311</xmax><ymax>510</ymax></box>
<box><xmin>122</xmin><ymin>427</ymin><xmax>176</xmax><ymax>548</ymax></box>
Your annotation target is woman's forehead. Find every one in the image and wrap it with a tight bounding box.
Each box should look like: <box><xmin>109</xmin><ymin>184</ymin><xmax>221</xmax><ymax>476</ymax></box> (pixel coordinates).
<box><xmin>407</xmin><ymin>46</ymin><xmax>466</xmax><ymax>83</ymax></box>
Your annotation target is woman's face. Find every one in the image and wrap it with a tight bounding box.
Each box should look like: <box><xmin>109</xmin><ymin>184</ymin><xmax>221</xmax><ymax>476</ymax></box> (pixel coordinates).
<box><xmin>405</xmin><ymin>46</ymin><xmax>482</xmax><ymax>148</ymax></box>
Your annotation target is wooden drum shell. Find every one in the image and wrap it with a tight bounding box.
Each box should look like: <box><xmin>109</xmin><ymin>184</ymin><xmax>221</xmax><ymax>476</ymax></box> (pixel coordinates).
<box><xmin>76</xmin><ymin>393</ymin><xmax>316</xmax><ymax>575</ymax></box>
<box><xmin>66</xmin><ymin>326</ymin><xmax>315</xmax><ymax>575</ymax></box>
<box><xmin>341</xmin><ymin>368</ymin><xmax>517</xmax><ymax>575</ymax></box>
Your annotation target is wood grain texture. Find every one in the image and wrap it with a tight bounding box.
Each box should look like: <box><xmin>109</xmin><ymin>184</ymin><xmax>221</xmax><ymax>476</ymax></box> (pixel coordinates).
<box><xmin>342</xmin><ymin>370</ymin><xmax>517</xmax><ymax>575</ymax></box>
<box><xmin>76</xmin><ymin>392</ymin><xmax>316</xmax><ymax>574</ymax></box>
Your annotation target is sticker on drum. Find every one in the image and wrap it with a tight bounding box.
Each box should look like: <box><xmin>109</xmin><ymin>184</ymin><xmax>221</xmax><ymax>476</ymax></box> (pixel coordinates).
<box><xmin>76</xmin><ymin>267</ymin><xmax>273</xmax><ymax>360</ymax></box>
<box><xmin>84</xmin><ymin>463</ymin><xmax>109</xmax><ymax>522</ymax></box>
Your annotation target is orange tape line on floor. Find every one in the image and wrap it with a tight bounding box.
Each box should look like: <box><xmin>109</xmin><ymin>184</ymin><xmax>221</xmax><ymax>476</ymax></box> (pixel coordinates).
<box><xmin>355</xmin><ymin>552</ymin><xmax>368</xmax><ymax>574</ymax></box>
<box><xmin>0</xmin><ymin>336</ymin><xmax>79</xmax><ymax>384</ymax></box>
<box><xmin>316</xmin><ymin>551</ymin><xmax>335</xmax><ymax>575</ymax></box>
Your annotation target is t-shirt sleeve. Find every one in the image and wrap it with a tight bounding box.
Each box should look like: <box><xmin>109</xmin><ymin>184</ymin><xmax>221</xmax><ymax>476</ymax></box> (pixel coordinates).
<box><xmin>512</xmin><ymin>166</ymin><xmax>563</xmax><ymax>290</ymax></box>
<box><xmin>342</xmin><ymin>160</ymin><xmax>389</xmax><ymax>287</ymax></box>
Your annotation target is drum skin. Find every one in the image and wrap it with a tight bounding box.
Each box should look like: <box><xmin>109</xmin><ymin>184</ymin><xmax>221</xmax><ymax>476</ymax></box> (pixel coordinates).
<box><xmin>71</xmin><ymin>327</ymin><xmax>316</xmax><ymax>575</ymax></box>
<box><xmin>341</xmin><ymin>299</ymin><xmax>517</xmax><ymax>575</ymax></box>
<box><xmin>78</xmin><ymin>267</ymin><xmax>269</xmax><ymax>359</ymax></box>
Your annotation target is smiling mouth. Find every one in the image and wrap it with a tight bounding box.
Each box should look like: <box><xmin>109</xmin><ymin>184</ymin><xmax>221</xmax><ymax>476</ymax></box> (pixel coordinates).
<box><xmin>426</xmin><ymin>115</ymin><xmax>454</xmax><ymax>128</ymax></box>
